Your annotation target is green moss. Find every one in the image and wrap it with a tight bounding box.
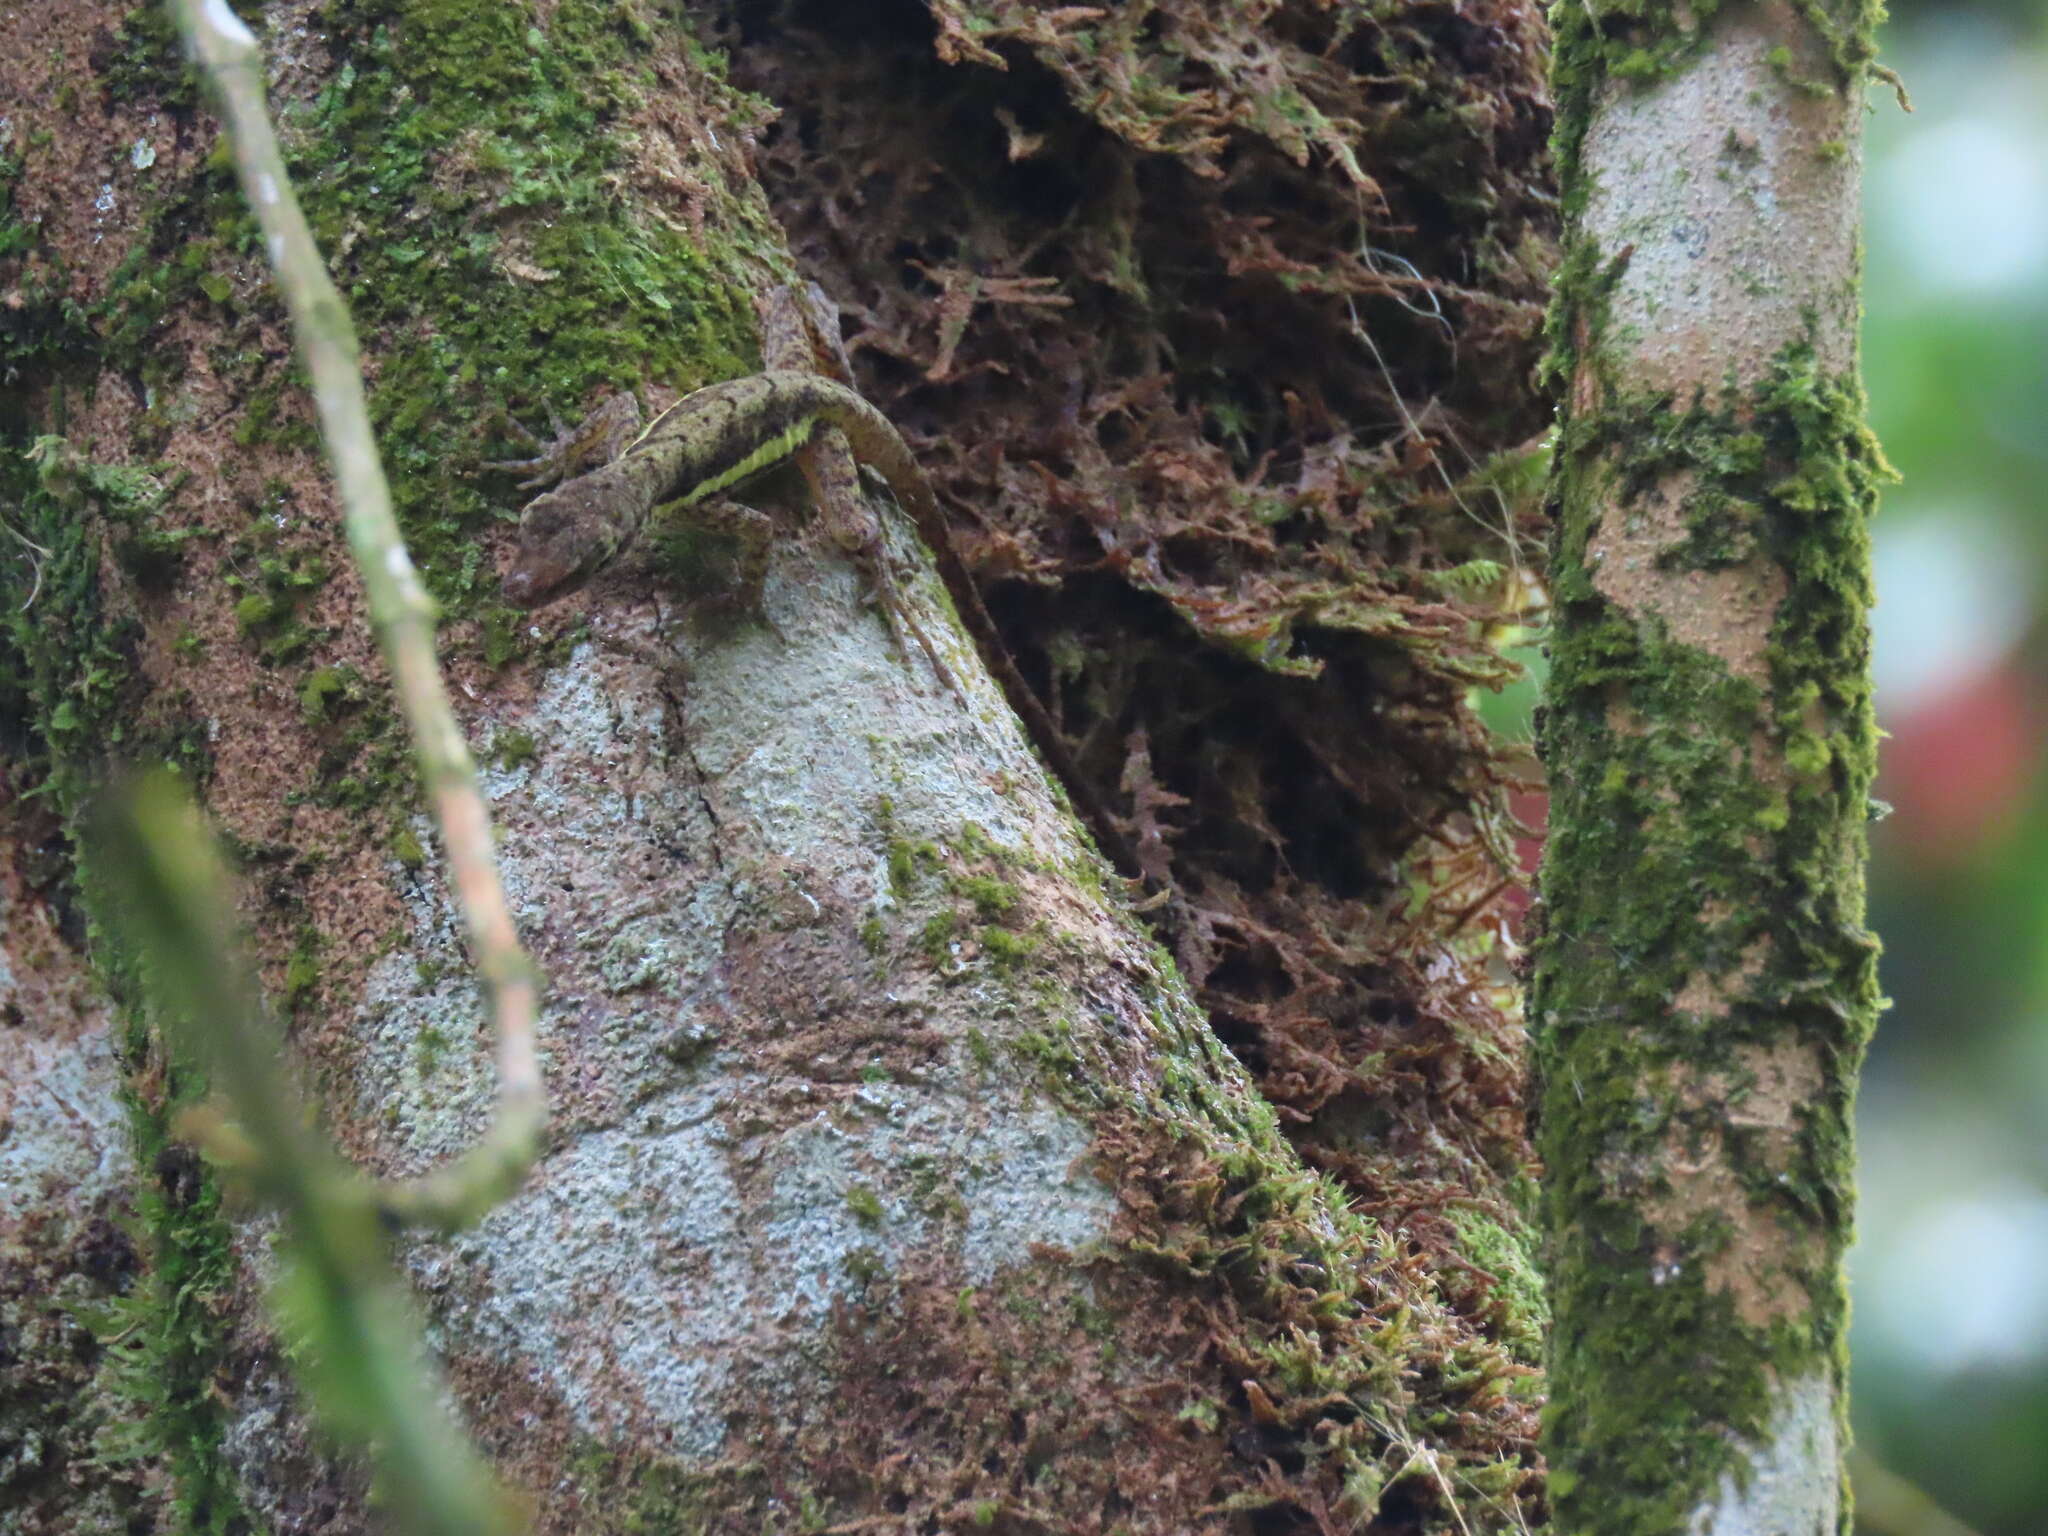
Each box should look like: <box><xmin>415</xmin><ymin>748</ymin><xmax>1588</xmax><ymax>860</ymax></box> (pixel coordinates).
<box><xmin>1443</xmin><ymin>1208</ymin><xmax>1548</xmax><ymax>1364</ymax></box>
<box><xmin>1009</xmin><ymin>1016</ymin><xmax>1082</xmax><ymax>1080</ymax></box>
<box><xmin>887</xmin><ymin>841</ymin><xmax>916</xmax><ymax>895</ymax></box>
<box><xmin>308</xmin><ymin>693</ymin><xmax>411</xmax><ymax>814</ymax></box>
<box><xmin>389</xmin><ymin>822</ymin><xmax>427</xmax><ymax>870</ymax></box>
<box><xmin>4</xmin><ymin>2</ymin><xmax>790</xmax><ymax>1521</ymax></box>
<box><xmin>276</xmin><ymin>0</ymin><xmax>766</xmax><ymax>621</ymax></box>
<box><xmin>858</xmin><ymin>914</ymin><xmax>886</xmax><ymax>955</ymax></box>
<box><xmin>979</xmin><ymin>927</ymin><xmax>1039</xmax><ymax>968</ymax></box>
<box><xmin>0</xmin><ymin>161</ymin><xmax>92</xmax><ymax>395</ymax></box>
<box><xmin>231</xmin><ymin>371</ymin><xmax>318</xmax><ymax>450</ymax></box>
<box><xmin>80</xmin><ymin>1096</ymin><xmax>252</xmax><ymax>1536</ymax></box>
<box><xmin>962</xmin><ymin>927</ymin><xmax>1544</xmax><ymax>1526</ymax></box>
<box><xmin>883</xmin><ymin>821</ymin><xmax>1047</xmax><ymax>973</ymax></box>
<box><xmin>1763</xmin><ymin>38</ymin><xmax>1842</xmax><ymax>99</ymax></box>
<box><xmin>1062</xmin><ymin>848</ymin><xmax>1108</xmax><ymax>902</ymax></box>
<box><xmin>233</xmin><ymin>591</ymin><xmax>280</xmax><ymax>631</ymax></box>
<box><xmin>224</xmin><ymin>509</ymin><xmax>329</xmax><ymax>666</ymax></box>
<box><xmin>1533</xmin><ymin>313</ymin><xmax>1888</xmax><ymax>1529</ymax></box>
<box><xmin>953</xmin><ymin>874</ymin><xmax>1019</xmax><ymax>921</ymax></box>
<box><xmin>298</xmin><ymin>665</ymin><xmax>362</xmax><ymax>723</ymax></box>
<box><xmin>918</xmin><ymin>910</ymin><xmax>960</xmax><ymax>965</ymax></box>
<box><xmin>282</xmin><ymin>925</ymin><xmax>324</xmax><ymax>1014</ymax></box>
<box><xmin>844</xmin><ymin>1186</ymin><xmax>885</xmax><ymax>1225</ymax></box>
<box><xmin>414</xmin><ymin>1021</ymin><xmax>452</xmax><ymax>1073</ymax></box>
<box><xmin>18</xmin><ymin>5</ymin><xmax>1557</xmax><ymax>1526</ymax></box>
<box><xmin>479</xmin><ymin>604</ymin><xmax>526</xmax><ymax>668</ymax></box>
<box><xmin>491</xmin><ymin>726</ymin><xmax>539</xmax><ymax>769</ymax></box>
<box><xmin>951</xmin><ymin>819</ymin><xmax>999</xmax><ymax>863</ymax></box>
<box><xmin>887</xmin><ymin>837</ymin><xmax>929</xmax><ymax>896</ymax></box>
<box><xmin>7</xmin><ymin>442</ymin><xmax>211</xmax><ymax>798</ymax></box>
<box><xmin>95</xmin><ymin>2</ymin><xmax>221</xmax><ymax>110</ymax></box>
<box><xmin>82</xmin><ymin>0</ymin><xmax>771</xmax><ymax>687</ymax></box>
<box><xmin>1547</xmin><ymin>0</ymin><xmax>1886</xmax><ymax>224</ymax></box>
<box><xmin>106</xmin><ymin>477</ymin><xmax>202</xmax><ymax>590</ymax></box>
<box><xmin>94</xmin><ymin>165</ymin><xmax>246</xmax><ymax>404</ymax></box>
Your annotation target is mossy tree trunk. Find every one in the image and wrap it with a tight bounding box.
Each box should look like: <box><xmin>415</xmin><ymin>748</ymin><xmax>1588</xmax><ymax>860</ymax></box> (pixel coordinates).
<box><xmin>3</xmin><ymin>3</ymin><xmax>1556</xmax><ymax>1532</ymax></box>
<box><xmin>1533</xmin><ymin>4</ymin><xmax>1889</xmax><ymax>1533</ymax></box>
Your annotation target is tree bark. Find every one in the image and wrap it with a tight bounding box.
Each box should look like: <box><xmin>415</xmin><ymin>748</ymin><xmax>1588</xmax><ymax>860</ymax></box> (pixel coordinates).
<box><xmin>1533</xmin><ymin>4</ymin><xmax>1889</xmax><ymax>1533</ymax></box>
<box><xmin>1</xmin><ymin>3</ymin><xmax>1555</xmax><ymax>1531</ymax></box>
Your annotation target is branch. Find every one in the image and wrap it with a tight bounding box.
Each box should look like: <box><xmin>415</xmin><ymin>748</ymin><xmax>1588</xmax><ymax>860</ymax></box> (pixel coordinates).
<box><xmin>170</xmin><ymin>0</ymin><xmax>543</xmax><ymax>1231</ymax></box>
<box><xmin>93</xmin><ymin>772</ymin><xmax>522</xmax><ymax>1536</ymax></box>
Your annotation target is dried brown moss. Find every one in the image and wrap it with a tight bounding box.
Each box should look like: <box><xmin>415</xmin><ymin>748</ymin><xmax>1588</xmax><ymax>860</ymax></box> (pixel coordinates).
<box><xmin>731</xmin><ymin>0</ymin><xmax>1550</xmax><ymax>1190</ymax></box>
<box><xmin>725</xmin><ymin>0</ymin><xmax>1558</xmax><ymax>1525</ymax></box>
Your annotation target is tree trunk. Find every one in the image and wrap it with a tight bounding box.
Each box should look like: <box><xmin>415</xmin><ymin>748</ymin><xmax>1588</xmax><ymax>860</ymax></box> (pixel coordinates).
<box><xmin>1</xmin><ymin>3</ymin><xmax>1555</xmax><ymax>1531</ymax></box>
<box><xmin>1533</xmin><ymin>4</ymin><xmax>1889</xmax><ymax>1533</ymax></box>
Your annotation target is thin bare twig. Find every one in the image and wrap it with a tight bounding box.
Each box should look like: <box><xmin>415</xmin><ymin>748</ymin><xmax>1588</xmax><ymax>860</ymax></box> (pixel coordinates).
<box><xmin>172</xmin><ymin>0</ymin><xmax>544</xmax><ymax>1231</ymax></box>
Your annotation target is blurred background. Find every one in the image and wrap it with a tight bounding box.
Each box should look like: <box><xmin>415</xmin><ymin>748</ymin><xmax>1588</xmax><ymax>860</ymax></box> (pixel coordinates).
<box><xmin>1846</xmin><ymin>4</ymin><xmax>2044</xmax><ymax>1532</ymax></box>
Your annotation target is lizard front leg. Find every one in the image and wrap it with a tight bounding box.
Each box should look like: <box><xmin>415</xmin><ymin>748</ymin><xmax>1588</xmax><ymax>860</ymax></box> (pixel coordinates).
<box><xmin>485</xmin><ymin>391</ymin><xmax>644</xmax><ymax>491</ymax></box>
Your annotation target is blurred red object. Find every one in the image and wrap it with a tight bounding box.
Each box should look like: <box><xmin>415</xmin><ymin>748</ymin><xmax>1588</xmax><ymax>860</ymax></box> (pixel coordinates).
<box><xmin>1498</xmin><ymin>780</ymin><xmax>1546</xmax><ymax>929</ymax></box>
<box><xmin>1879</xmin><ymin>657</ymin><xmax>2037</xmax><ymax>863</ymax></box>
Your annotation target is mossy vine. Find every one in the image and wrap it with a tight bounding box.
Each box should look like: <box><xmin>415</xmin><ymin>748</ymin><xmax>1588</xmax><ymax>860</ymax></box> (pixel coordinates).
<box><xmin>1533</xmin><ymin>2</ymin><xmax>1892</xmax><ymax>1524</ymax></box>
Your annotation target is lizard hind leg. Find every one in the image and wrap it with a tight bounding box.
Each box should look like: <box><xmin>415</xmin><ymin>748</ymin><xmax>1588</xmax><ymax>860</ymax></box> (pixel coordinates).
<box><xmin>797</xmin><ymin>425</ymin><xmax>963</xmax><ymax>701</ymax></box>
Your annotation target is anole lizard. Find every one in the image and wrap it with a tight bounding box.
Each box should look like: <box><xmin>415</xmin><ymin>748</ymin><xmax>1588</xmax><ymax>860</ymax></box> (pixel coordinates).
<box><xmin>500</xmin><ymin>369</ymin><xmax>952</xmax><ymax>632</ymax></box>
<box><xmin>492</xmin><ymin>299</ymin><xmax>1143</xmax><ymax>880</ymax></box>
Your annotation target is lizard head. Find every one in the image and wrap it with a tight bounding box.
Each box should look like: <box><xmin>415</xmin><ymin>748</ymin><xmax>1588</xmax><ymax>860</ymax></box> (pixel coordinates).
<box><xmin>502</xmin><ymin>477</ymin><xmax>621</xmax><ymax>607</ymax></box>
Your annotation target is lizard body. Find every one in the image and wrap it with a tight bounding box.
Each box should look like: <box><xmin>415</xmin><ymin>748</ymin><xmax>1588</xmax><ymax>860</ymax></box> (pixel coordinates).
<box><xmin>497</xmin><ymin>363</ymin><xmax>1144</xmax><ymax>880</ymax></box>
<box><xmin>501</xmin><ymin>371</ymin><xmax>925</xmax><ymax>610</ymax></box>
<box><xmin>498</xmin><ymin>284</ymin><xmax>951</xmax><ymax>672</ymax></box>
